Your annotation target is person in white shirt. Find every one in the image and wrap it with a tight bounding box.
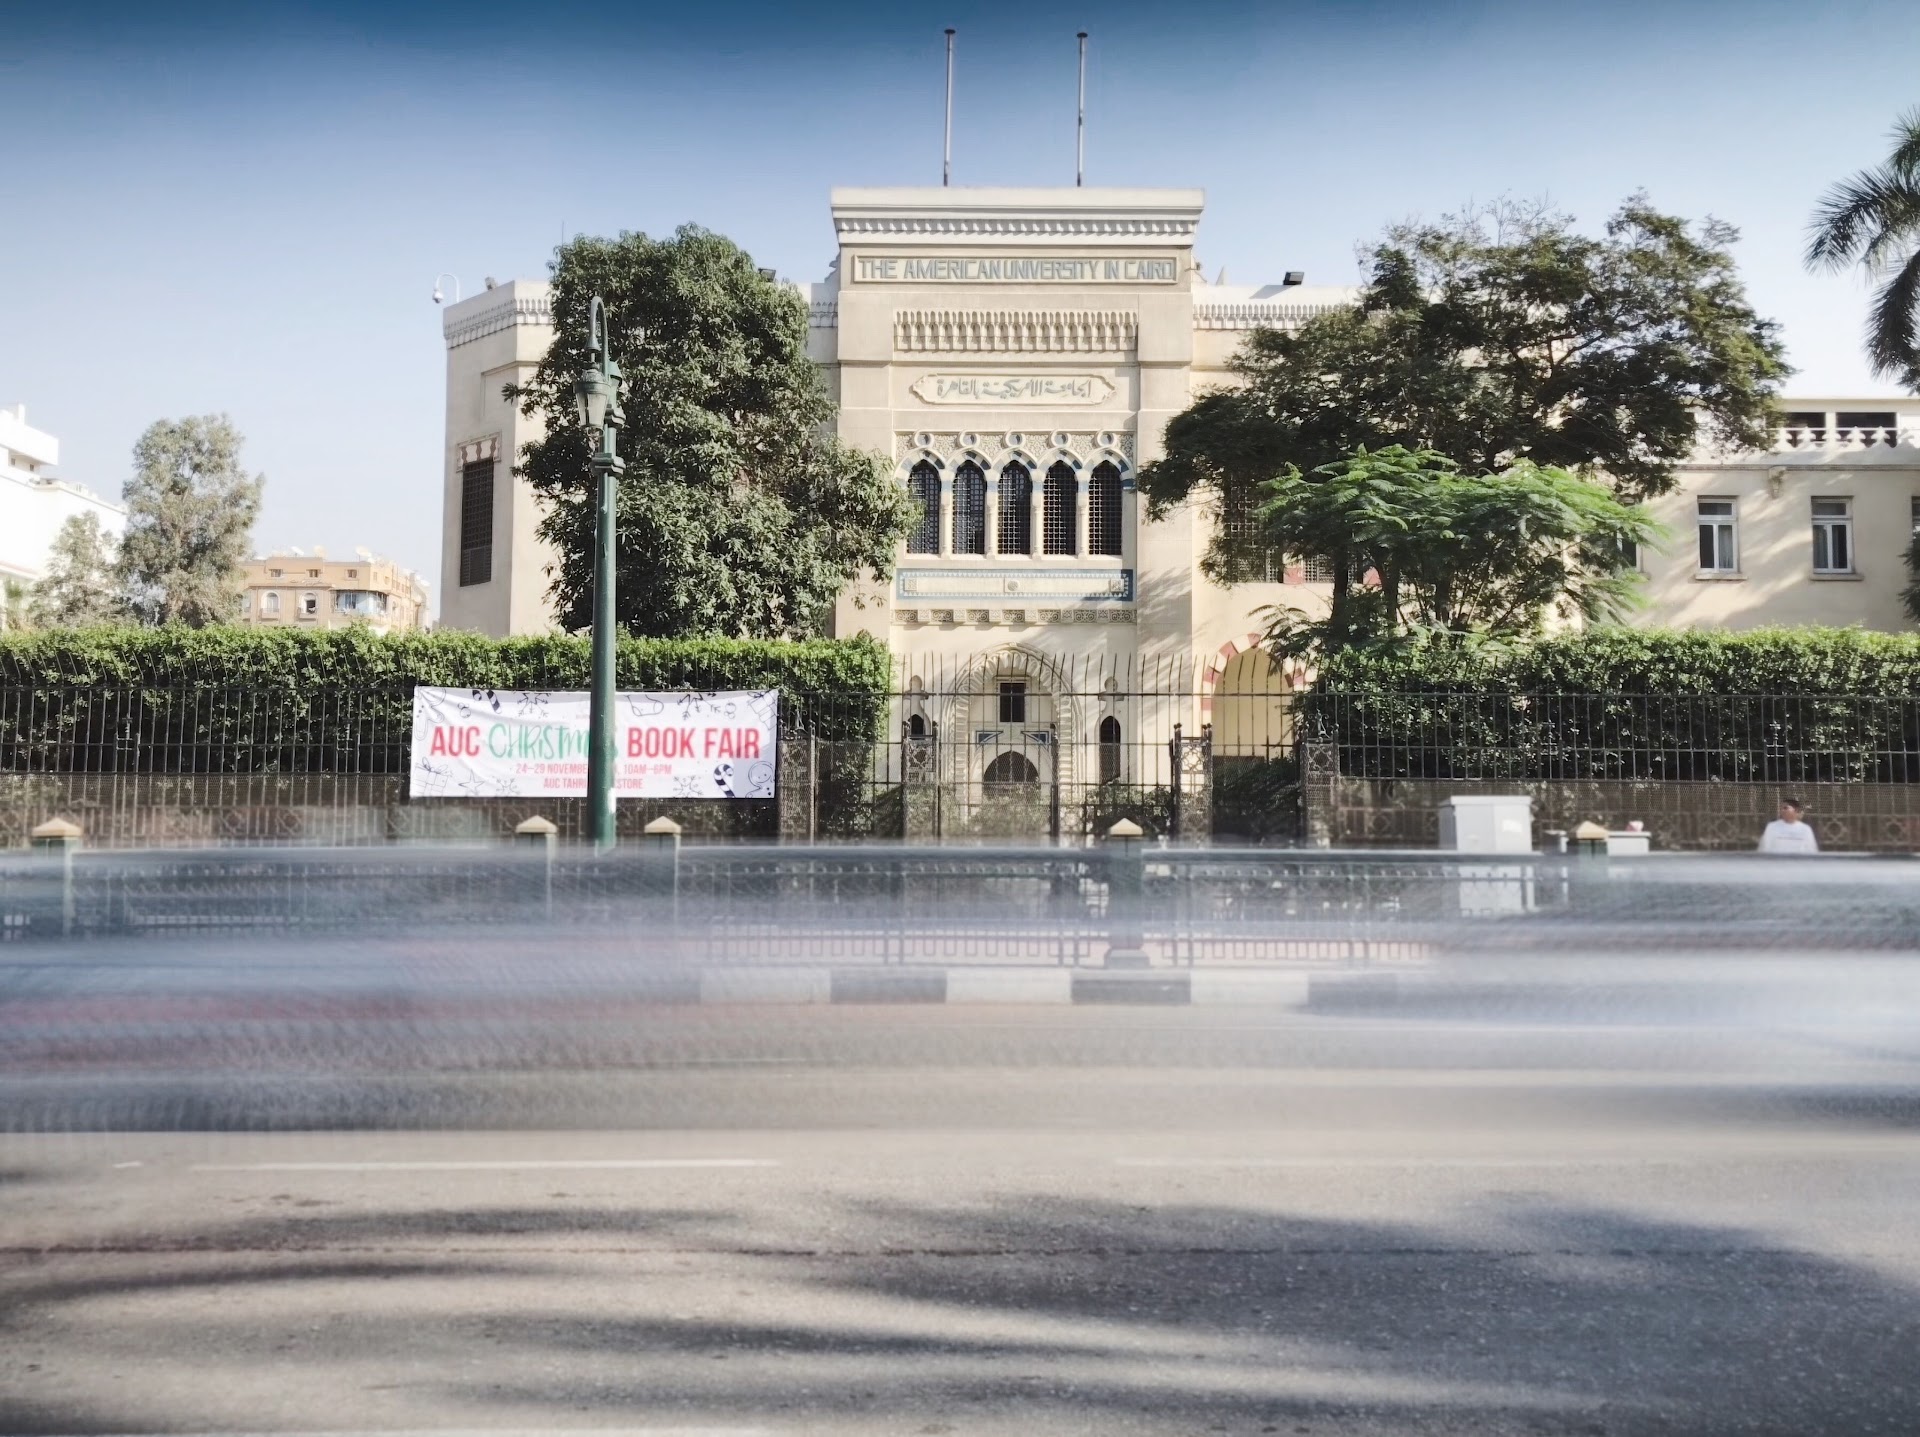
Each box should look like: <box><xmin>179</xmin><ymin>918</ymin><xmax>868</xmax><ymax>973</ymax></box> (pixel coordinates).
<box><xmin>1758</xmin><ymin>798</ymin><xmax>1819</xmax><ymax>854</ymax></box>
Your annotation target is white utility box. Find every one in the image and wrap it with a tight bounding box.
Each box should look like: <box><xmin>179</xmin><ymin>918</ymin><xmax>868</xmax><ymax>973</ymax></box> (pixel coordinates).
<box><xmin>1437</xmin><ymin>795</ymin><xmax>1534</xmax><ymax>853</ymax></box>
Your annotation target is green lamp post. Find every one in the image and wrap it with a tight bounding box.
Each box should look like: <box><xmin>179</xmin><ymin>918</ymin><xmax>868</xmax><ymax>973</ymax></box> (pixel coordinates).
<box><xmin>572</xmin><ymin>296</ymin><xmax>627</xmax><ymax>853</ymax></box>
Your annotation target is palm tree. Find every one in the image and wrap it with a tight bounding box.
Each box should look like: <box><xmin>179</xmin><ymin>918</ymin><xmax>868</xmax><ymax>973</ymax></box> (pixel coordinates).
<box><xmin>1807</xmin><ymin>107</ymin><xmax>1920</xmax><ymax>389</ymax></box>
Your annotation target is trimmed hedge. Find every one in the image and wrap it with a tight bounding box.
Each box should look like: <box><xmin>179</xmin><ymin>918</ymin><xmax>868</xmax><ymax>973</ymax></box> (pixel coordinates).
<box><xmin>0</xmin><ymin>626</ymin><xmax>891</xmax><ymax>775</ymax></box>
<box><xmin>1300</xmin><ymin>629</ymin><xmax>1920</xmax><ymax>783</ymax></box>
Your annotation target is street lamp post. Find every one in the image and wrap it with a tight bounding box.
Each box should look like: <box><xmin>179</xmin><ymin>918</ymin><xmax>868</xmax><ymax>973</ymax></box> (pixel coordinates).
<box><xmin>572</xmin><ymin>296</ymin><xmax>626</xmax><ymax>852</ymax></box>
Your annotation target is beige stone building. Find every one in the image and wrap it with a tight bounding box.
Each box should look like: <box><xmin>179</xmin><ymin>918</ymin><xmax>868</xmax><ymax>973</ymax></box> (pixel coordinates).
<box><xmin>437</xmin><ymin>187</ymin><xmax>1917</xmax><ymax>813</ymax></box>
<box><xmin>241</xmin><ymin>548</ymin><xmax>429</xmax><ymax>634</ymax></box>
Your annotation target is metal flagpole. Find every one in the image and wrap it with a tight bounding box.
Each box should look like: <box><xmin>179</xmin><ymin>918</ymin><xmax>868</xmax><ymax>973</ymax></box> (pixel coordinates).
<box><xmin>1076</xmin><ymin>32</ymin><xmax>1087</xmax><ymax>186</ymax></box>
<box><xmin>944</xmin><ymin>28</ymin><xmax>955</xmax><ymax>186</ymax></box>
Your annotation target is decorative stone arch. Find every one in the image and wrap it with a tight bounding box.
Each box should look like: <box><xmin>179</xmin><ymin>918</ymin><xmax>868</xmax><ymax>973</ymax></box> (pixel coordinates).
<box><xmin>936</xmin><ymin>644</ymin><xmax>1086</xmax><ymax>791</ymax></box>
<box><xmin>1198</xmin><ymin>632</ymin><xmax>1315</xmax><ymax>723</ymax></box>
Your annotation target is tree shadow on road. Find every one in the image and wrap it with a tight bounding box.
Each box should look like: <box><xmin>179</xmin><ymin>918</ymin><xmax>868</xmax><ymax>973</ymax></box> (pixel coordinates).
<box><xmin>8</xmin><ymin>1192</ymin><xmax>1917</xmax><ymax>1435</ymax></box>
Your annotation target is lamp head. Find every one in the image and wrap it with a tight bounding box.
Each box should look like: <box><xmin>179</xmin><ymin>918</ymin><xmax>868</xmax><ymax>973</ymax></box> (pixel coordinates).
<box><xmin>431</xmin><ymin>284</ymin><xmax>443</xmax><ymax>305</ymax></box>
<box><xmin>573</xmin><ymin>366</ymin><xmax>616</xmax><ymax>431</ymax></box>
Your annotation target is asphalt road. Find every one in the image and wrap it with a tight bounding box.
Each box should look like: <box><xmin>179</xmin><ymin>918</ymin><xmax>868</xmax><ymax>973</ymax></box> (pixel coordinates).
<box><xmin>6</xmin><ymin>1000</ymin><xmax>1920</xmax><ymax>1437</ymax></box>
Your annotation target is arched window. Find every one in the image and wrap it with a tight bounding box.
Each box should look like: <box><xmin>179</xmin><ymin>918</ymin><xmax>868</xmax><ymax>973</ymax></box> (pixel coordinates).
<box><xmin>1089</xmin><ymin>461</ymin><xmax>1123</xmax><ymax>557</ymax></box>
<box><xmin>1043</xmin><ymin>462</ymin><xmax>1077</xmax><ymax>556</ymax></box>
<box><xmin>1098</xmin><ymin>715</ymin><xmax>1122</xmax><ymax>785</ymax></box>
<box><xmin>953</xmin><ymin>460</ymin><xmax>987</xmax><ymax>555</ymax></box>
<box><xmin>907</xmin><ymin>713</ymin><xmax>927</xmax><ymax>738</ymax></box>
<box><xmin>997</xmin><ymin>462</ymin><xmax>1033</xmax><ymax>555</ymax></box>
<box><xmin>983</xmin><ymin>750</ymin><xmax>1040</xmax><ymax>791</ymax></box>
<box><xmin>906</xmin><ymin>461</ymin><xmax>940</xmax><ymax>555</ymax></box>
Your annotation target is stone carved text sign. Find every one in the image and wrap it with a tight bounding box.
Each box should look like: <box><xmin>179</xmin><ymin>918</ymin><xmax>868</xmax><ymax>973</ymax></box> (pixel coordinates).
<box><xmin>910</xmin><ymin>375</ymin><xmax>1113</xmax><ymax>406</ymax></box>
<box><xmin>856</xmin><ymin>255</ymin><xmax>1178</xmax><ymax>284</ymax></box>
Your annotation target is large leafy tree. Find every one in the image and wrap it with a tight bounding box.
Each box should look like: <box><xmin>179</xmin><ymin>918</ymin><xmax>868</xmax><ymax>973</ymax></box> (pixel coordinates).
<box><xmin>1256</xmin><ymin>446</ymin><xmax>1659</xmax><ymax>658</ymax></box>
<box><xmin>1807</xmin><ymin>107</ymin><xmax>1920</xmax><ymax>390</ymax></box>
<box><xmin>1143</xmin><ymin>199</ymin><xmax>1786</xmax><ymax>582</ymax></box>
<box><xmin>117</xmin><ymin>415</ymin><xmax>263</xmax><ymax>627</ymax></box>
<box><xmin>29</xmin><ymin>512</ymin><xmax>123</xmax><ymax>628</ymax></box>
<box><xmin>512</xmin><ymin>226</ymin><xmax>915</xmax><ymax>638</ymax></box>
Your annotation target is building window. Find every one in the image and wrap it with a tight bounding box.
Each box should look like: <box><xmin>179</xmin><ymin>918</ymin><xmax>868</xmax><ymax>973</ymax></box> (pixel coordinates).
<box><xmin>907</xmin><ymin>713</ymin><xmax>927</xmax><ymax>739</ymax></box>
<box><xmin>459</xmin><ymin>458</ymin><xmax>495</xmax><ymax>586</ymax></box>
<box><xmin>1219</xmin><ymin>504</ymin><xmax>1283</xmax><ymax>581</ymax></box>
<box><xmin>1302</xmin><ymin>554</ymin><xmax>1339</xmax><ymax>584</ymax></box>
<box><xmin>300</xmin><ymin>592</ymin><xmax>319</xmax><ymax>617</ymax></box>
<box><xmin>261</xmin><ymin>591</ymin><xmax>280</xmax><ymax>615</ymax></box>
<box><xmin>1836</xmin><ymin>411</ymin><xmax>1897</xmax><ymax>446</ymax></box>
<box><xmin>1098</xmin><ymin>715</ymin><xmax>1122</xmax><ymax>784</ymax></box>
<box><xmin>998</xmin><ymin>680</ymin><xmax>1027</xmax><ymax>724</ymax></box>
<box><xmin>1697</xmin><ymin>498</ymin><xmax>1737</xmax><ymax>573</ymax></box>
<box><xmin>1089</xmin><ymin>461</ymin><xmax>1123</xmax><ymax>557</ymax></box>
<box><xmin>1911</xmin><ymin>495</ymin><xmax>1920</xmax><ymax>533</ymax></box>
<box><xmin>1812</xmin><ymin>497</ymin><xmax>1853</xmax><ymax>573</ymax></box>
<box><xmin>997</xmin><ymin>461</ymin><xmax>1033</xmax><ymax>556</ymax></box>
<box><xmin>1043</xmin><ymin>462</ymin><xmax>1077</xmax><ymax>556</ymax></box>
<box><xmin>953</xmin><ymin>461</ymin><xmax>987</xmax><ymax>555</ymax></box>
<box><xmin>906</xmin><ymin>461</ymin><xmax>940</xmax><ymax>555</ymax></box>
<box><xmin>983</xmin><ymin>750</ymin><xmax>1040</xmax><ymax>791</ymax></box>
<box><xmin>1782</xmin><ymin>411</ymin><xmax>1827</xmax><ymax>446</ymax></box>
<box><xmin>267</xmin><ymin>568</ymin><xmax>283</xmax><ymax>578</ymax></box>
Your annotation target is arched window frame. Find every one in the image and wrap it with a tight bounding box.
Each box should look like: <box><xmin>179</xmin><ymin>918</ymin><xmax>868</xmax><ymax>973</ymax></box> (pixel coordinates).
<box><xmin>952</xmin><ymin>459</ymin><xmax>987</xmax><ymax>556</ymax></box>
<box><xmin>997</xmin><ymin>460</ymin><xmax>1033</xmax><ymax>557</ymax></box>
<box><xmin>905</xmin><ymin>460</ymin><xmax>941</xmax><ymax>555</ymax></box>
<box><xmin>1097</xmin><ymin>714</ymin><xmax>1122</xmax><ymax>785</ymax></box>
<box><xmin>1043</xmin><ymin>461</ymin><xmax>1077</xmax><ymax>557</ymax></box>
<box><xmin>1089</xmin><ymin>460</ymin><xmax>1124</xmax><ymax>558</ymax></box>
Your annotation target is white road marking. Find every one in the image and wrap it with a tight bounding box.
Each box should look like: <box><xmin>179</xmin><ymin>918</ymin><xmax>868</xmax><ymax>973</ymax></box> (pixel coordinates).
<box><xmin>188</xmin><ymin>1159</ymin><xmax>778</xmax><ymax>1173</ymax></box>
<box><xmin>112</xmin><ymin>1161</ymin><xmax>143</xmax><ymax>1168</ymax></box>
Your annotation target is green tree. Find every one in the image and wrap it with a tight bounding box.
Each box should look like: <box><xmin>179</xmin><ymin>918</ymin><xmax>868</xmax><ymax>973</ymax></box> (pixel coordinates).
<box><xmin>117</xmin><ymin>415</ymin><xmax>263</xmax><ymax>626</ymax></box>
<box><xmin>1254</xmin><ymin>446</ymin><xmax>1660</xmax><ymax>658</ymax></box>
<box><xmin>28</xmin><ymin>512</ymin><xmax>123</xmax><ymax>628</ymax></box>
<box><xmin>511</xmin><ymin>227</ymin><xmax>915</xmax><ymax>639</ymax></box>
<box><xmin>1806</xmin><ymin>107</ymin><xmax>1920</xmax><ymax>389</ymax></box>
<box><xmin>1142</xmin><ymin>198</ymin><xmax>1786</xmax><ymax>581</ymax></box>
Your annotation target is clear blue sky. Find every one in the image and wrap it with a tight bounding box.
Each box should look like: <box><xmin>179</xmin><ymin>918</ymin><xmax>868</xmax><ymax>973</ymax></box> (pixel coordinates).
<box><xmin>4</xmin><ymin>0</ymin><xmax>1914</xmax><ymax>612</ymax></box>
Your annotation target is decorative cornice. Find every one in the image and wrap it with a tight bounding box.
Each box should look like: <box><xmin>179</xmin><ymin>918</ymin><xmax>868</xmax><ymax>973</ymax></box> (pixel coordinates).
<box><xmin>1193</xmin><ymin>299</ymin><xmax>1353</xmax><ymax>331</ymax></box>
<box><xmin>443</xmin><ymin>295</ymin><xmax>554</xmax><ymax>350</ymax></box>
<box><xmin>831</xmin><ymin>187</ymin><xmax>1204</xmax><ymax>249</ymax></box>
<box><xmin>808</xmin><ymin>299</ymin><xmax>838</xmax><ymax>329</ymax></box>
<box><xmin>895</xmin><ymin>309</ymin><xmax>1137</xmax><ymax>354</ymax></box>
<box><xmin>841</xmin><ymin>216</ymin><xmax>1194</xmax><ymax>240</ymax></box>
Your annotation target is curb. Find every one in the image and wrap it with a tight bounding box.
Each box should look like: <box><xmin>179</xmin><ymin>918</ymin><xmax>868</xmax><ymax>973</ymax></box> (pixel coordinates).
<box><xmin>678</xmin><ymin>966</ymin><xmax>1345</xmax><ymax>1008</ymax></box>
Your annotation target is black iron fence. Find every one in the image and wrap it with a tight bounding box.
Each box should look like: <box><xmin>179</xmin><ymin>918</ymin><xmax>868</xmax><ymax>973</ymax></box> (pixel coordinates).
<box><xmin>1298</xmin><ymin>691</ymin><xmax>1920</xmax><ymax>784</ymax></box>
<box><xmin>5</xmin><ymin>671</ymin><xmax>1920</xmax><ymax>849</ymax></box>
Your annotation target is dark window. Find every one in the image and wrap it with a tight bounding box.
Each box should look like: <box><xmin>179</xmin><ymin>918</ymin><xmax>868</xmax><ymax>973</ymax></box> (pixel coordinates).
<box><xmin>1782</xmin><ymin>411</ymin><xmax>1827</xmax><ymax>446</ymax></box>
<box><xmin>1043</xmin><ymin>462</ymin><xmax>1077</xmax><ymax>556</ymax></box>
<box><xmin>1836</xmin><ymin>411</ymin><xmax>1897</xmax><ymax>445</ymax></box>
<box><xmin>906</xmin><ymin>461</ymin><xmax>940</xmax><ymax>554</ymax></box>
<box><xmin>907</xmin><ymin>713</ymin><xmax>927</xmax><ymax>738</ymax></box>
<box><xmin>998</xmin><ymin>680</ymin><xmax>1027</xmax><ymax>724</ymax></box>
<box><xmin>1220</xmin><ymin>503</ymin><xmax>1283</xmax><ymax>581</ymax></box>
<box><xmin>459</xmin><ymin>458</ymin><xmax>495</xmax><ymax>587</ymax></box>
<box><xmin>953</xmin><ymin>461</ymin><xmax>987</xmax><ymax>555</ymax></box>
<box><xmin>997</xmin><ymin>461</ymin><xmax>1033</xmax><ymax>556</ymax></box>
<box><xmin>983</xmin><ymin>750</ymin><xmax>1040</xmax><ymax>790</ymax></box>
<box><xmin>1098</xmin><ymin>715</ymin><xmax>1122</xmax><ymax>784</ymax></box>
<box><xmin>1089</xmin><ymin>461</ymin><xmax>1123</xmax><ymax>557</ymax></box>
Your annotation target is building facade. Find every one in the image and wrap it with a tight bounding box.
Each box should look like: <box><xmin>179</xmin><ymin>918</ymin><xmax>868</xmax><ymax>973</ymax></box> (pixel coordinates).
<box><xmin>0</xmin><ymin>404</ymin><xmax>128</xmax><ymax>627</ymax></box>
<box><xmin>241</xmin><ymin>548</ymin><xmax>429</xmax><ymax>634</ymax></box>
<box><xmin>438</xmin><ymin>188</ymin><xmax>1917</xmax><ymax>827</ymax></box>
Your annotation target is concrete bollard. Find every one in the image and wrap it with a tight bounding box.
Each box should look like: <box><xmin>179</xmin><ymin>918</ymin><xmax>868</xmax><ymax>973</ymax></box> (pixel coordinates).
<box><xmin>514</xmin><ymin>815</ymin><xmax>558</xmax><ymax>918</ymax></box>
<box><xmin>1103</xmin><ymin>818</ymin><xmax>1149</xmax><ymax>968</ymax></box>
<box><xmin>643</xmin><ymin>816</ymin><xmax>683</xmax><ymax>927</ymax></box>
<box><xmin>30</xmin><ymin>817</ymin><xmax>83</xmax><ymax>937</ymax></box>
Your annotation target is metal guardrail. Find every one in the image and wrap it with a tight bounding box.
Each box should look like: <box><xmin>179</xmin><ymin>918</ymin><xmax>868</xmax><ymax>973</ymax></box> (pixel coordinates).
<box><xmin>4</xmin><ymin>840</ymin><xmax>1915</xmax><ymax>961</ymax></box>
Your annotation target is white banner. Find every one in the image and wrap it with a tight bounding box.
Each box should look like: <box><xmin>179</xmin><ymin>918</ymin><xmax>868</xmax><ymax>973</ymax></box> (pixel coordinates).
<box><xmin>409</xmin><ymin>687</ymin><xmax>778</xmax><ymax>800</ymax></box>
